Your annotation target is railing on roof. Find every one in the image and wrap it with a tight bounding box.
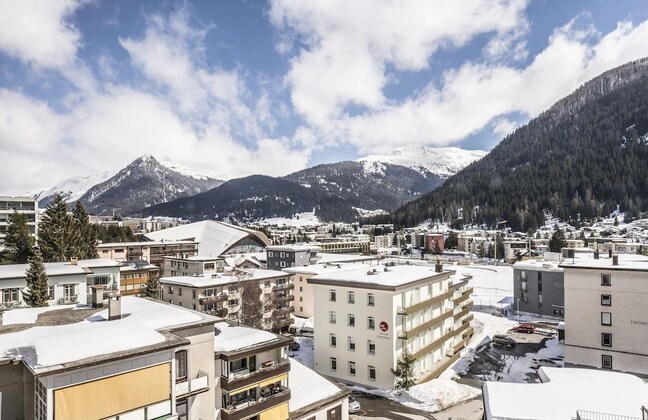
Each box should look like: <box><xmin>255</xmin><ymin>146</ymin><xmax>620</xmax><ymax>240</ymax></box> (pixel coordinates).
<box><xmin>575</xmin><ymin>410</ymin><xmax>641</xmax><ymax>420</ymax></box>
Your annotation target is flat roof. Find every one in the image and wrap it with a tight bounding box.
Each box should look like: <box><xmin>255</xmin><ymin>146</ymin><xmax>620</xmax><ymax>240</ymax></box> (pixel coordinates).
<box><xmin>163</xmin><ymin>255</ymin><xmax>223</xmax><ymax>262</ymax></box>
<box><xmin>160</xmin><ymin>269</ymin><xmax>290</xmax><ymax>288</ymax></box>
<box><xmin>283</xmin><ymin>262</ymin><xmax>372</xmax><ymax>276</ymax></box>
<box><xmin>559</xmin><ymin>253</ymin><xmax>648</xmax><ymax>271</ymax></box>
<box><xmin>289</xmin><ymin>359</ymin><xmax>347</xmax><ymax>413</ymax></box>
<box><xmin>0</xmin><ymin>297</ymin><xmax>217</xmax><ymax>374</ymax></box>
<box><xmin>214</xmin><ymin>321</ymin><xmax>283</xmax><ymax>353</ymax></box>
<box><xmin>309</xmin><ymin>264</ymin><xmax>450</xmax><ymax>290</ymax></box>
<box><xmin>0</xmin><ymin>259</ymin><xmax>119</xmax><ymax>280</ymax></box>
<box><xmin>266</xmin><ymin>244</ymin><xmax>321</xmax><ymax>252</ymax></box>
<box><xmin>97</xmin><ymin>240</ymin><xmax>198</xmax><ymax>247</ymax></box>
<box><xmin>484</xmin><ymin>367</ymin><xmax>648</xmax><ymax>420</ymax></box>
<box><xmin>512</xmin><ymin>260</ymin><xmax>564</xmax><ymax>273</ymax></box>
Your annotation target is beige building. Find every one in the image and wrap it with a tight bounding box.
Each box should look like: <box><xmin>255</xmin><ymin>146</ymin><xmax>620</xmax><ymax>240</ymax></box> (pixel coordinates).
<box><xmin>561</xmin><ymin>253</ymin><xmax>648</xmax><ymax>375</ymax></box>
<box><xmin>97</xmin><ymin>240</ymin><xmax>199</xmax><ymax>266</ymax></box>
<box><xmin>119</xmin><ymin>261</ymin><xmax>160</xmax><ymax>296</ymax></box>
<box><xmin>0</xmin><ymin>296</ymin><xmax>218</xmax><ymax>420</ymax></box>
<box><xmin>309</xmin><ymin>263</ymin><xmax>473</xmax><ymax>389</ymax></box>
<box><xmin>0</xmin><ymin>195</ymin><xmax>37</xmax><ymax>249</ymax></box>
<box><xmin>160</xmin><ymin>269</ymin><xmax>295</xmax><ymax>332</ymax></box>
<box><xmin>163</xmin><ymin>255</ymin><xmax>225</xmax><ymax>277</ymax></box>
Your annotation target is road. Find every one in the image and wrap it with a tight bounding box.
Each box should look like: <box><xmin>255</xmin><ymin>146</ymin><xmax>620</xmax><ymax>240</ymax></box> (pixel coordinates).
<box><xmin>349</xmin><ymin>391</ymin><xmax>437</xmax><ymax>420</ymax></box>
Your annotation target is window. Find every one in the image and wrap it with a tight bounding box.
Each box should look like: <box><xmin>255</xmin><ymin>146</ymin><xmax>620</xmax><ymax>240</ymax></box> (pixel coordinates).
<box><xmin>265</xmin><ymin>281</ymin><xmax>271</xmax><ymax>287</ymax></box>
<box><xmin>300</xmin><ymin>306</ymin><xmax>303</xmax><ymax>312</ymax></box>
<box><xmin>348</xmin><ymin>291</ymin><xmax>355</xmax><ymax>304</ymax></box>
<box><xmin>602</xmin><ymin>332</ymin><xmax>612</xmax><ymax>347</ymax></box>
<box><xmin>63</xmin><ymin>284</ymin><xmax>75</xmax><ymax>299</ymax></box>
<box><xmin>368</xmin><ymin>340</ymin><xmax>376</xmax><ymax>355</ymax></box>
<box><xmin>368</xmin><ymin>365</ymin><xmax>376</xmax><ymax>381</ymax></box>
<box><xmin>349</xmin><ymin>361</ymin><xmax>356</xmax><ymax>376</ymax></box>
<box><xmin>601</xmin><ymin>294</ymin><xmax>611</xmax><ymax>306</ymax></box>
<box><xmin>329</xmin><ymin>289</ymin><xmax>337</xmax><ymax>301</ymax></box>
<box><xmin>348</xmin><ymin>314</ymin><xmax>355</xmax><ymax>327</ymax></box>
<box><xmin>368</xmin><ymin>316</ymin><xmax>375</xmax><ymax>330</ymax></box>
<box><xmin>602</xmin><ymin>355</ymin><xmax>613</xmax><ymax>369</ymax></box>
<box><xmin>538</xmin><ymin>272</ymin><xmax>543</xmax><ymax>293</ymax></box>
<box><xmin>329</xmin><ymin>311</ymin><xmax>336</xmax><ymax>324</ymax></box>
<box><xmin>330</xmin><ymin>334</ymin><xmax>337</xmax><ymax>347</ymax></box>
<box><xmin>268</xmin><ymin>251</ymin><xmax>273</xmax><ymax>257</ymax></box>
<box><xmin>204</xmin><ymin>263</ymin><xmax>215</xmax><ymax>270</ymax></box>
<box><xmin>300</xmin><ymin>287</ymin><xmax>303</xmax><ymax>292</ymax></box>
<box><xmin>280</xmin><ymin>261</ymin><xmax>286</xmax><ymax>268</ymax></box>
<box><xmin>367</xmin><ymin>293</ymin><xmax>375</xmax><ymax>306</ymax></box>
<box><xmin>299</xmin><ymin>296</ymin><xmax>303</xmax><ymax>302</ymax></box>
<box><xmin>192</xmin><ymin>290</ymin><xmax>196</xmax><ymax>299</ymax></box>
<box><xmin>47</xmin><ymin>286</ymin><xmax>54</xmax><ymax>300</ymax></box>
<box><xmin>601</xmin><ymin>312</ymin><xmax>612</xmax><ymax>326</ymax></box>
<box><xmin>168</xmin><ymin>286</ymin><xmax>174</xmax><ymax>294</ymax></box>
<box><xmin>601</xmin><ymin>273</ymin><xmax>611</xmax><ymax>286</ymax></box>
<box><xmin>330</xmin><ymin>357</ymin><xmax>337</xmax><ymax>371</ymax></box>
<box><xmin>280</xmin><ymin>252</ymin><xmax>285</xmax><ymax>258</ymax></box>
<box><xmin>229</xmin><ymin>299</ymin><xmax>239</xmax><ymax>306</ymax></box>
<box><xmin>2</xmin><ymin>288</ymin><xmax>19</xmax><ymax>303</ymax></box>
<box><xmin>348</xmin><ymin>337</ymin><xmax>356</xmax><ymax>351</ymax></box>
<box><xmin>175</xmin><ymin>350</ymin><xmax>188</xmax><ymax>381</ymax></box>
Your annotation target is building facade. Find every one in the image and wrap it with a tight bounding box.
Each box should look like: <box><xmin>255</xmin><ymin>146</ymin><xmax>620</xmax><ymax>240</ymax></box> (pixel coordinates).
<box><xmin>0</xmin><ymin>196</ymin><xmax>37</xmax><ymax>249</ymax></box>
<box><xmin>309</xmin><ymin>264</ymin><xmax>474</xmax><ymax>389</ymax></box>
<box><xmin>512</xmin><ymin>260</ymin><xmax>565</xmax><ymax>318</ymax></box>
<box><xmin>97</xmin><ymin>241</ymin><xmax>199</xmax><ymax>266</ymax></box>
<box><xmin>163</xmin><ymin>255</ymin><xmax>225</xmax><ymax>277</ymax></box>
<box><xmin>266</xmin><ymin>245</ymin><xmax>321</xmax><ymax>270</ymax></box>
<box><xmin>119</xmin><ymin>260</ymin><xmax>160</xmax><ymax>296</ymax></box>
<box><xmin>561</xmin><ymin>254</ymin><xmax>648</xmax><ymax>376</ymax></box>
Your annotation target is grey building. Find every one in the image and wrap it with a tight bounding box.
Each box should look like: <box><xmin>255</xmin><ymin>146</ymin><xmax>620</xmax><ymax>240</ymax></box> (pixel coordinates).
<box><xmin>0</xmin><ymin>196</ymin><xmax>37</xmax><ymax>249</ymax></box>
<box><xmin>513</xmin><ymin>260</ymin><xmax>565</xmax><ymax>318</ymax></box>
<box><xmin>266</xmin><ymin>245</ymin><xmax>321</xmax><ymax>270</ymax></box>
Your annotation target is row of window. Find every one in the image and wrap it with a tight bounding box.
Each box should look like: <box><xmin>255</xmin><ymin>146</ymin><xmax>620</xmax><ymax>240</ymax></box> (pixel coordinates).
<box><xmin>330</xmin><ymin>358</ymin><xmax>376</xmax><ymax>380</ymax></box>
<box><xmin>329</xmin><ymin>312</ymin><xmax>375</xmax><ymax>329</ymax></box>
<box><xmin>2</xmin><ymin>285</ymin><xmax>76</xmax><ymax>303</ymax></box>
<box><xmin>329</xmin><ymin>335</ymin><xmax>376</xmax><ymax>354</ymax></box>
<box><xmin>329</xmin><ymin>289</ymin><xmax>375</xmax><ymax>306</ymax></box>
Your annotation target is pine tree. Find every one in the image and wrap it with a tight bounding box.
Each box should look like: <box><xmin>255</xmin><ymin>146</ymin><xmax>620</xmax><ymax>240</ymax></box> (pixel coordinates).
<box><xmin>392</xmin><ymin>348</ymin><xmax>416</xmax><ymax>390</ymax></box>
<box><xmin>23</xmin><ymin>250</ymin><xmax>49</xmax><ymax>307</ymax></box>
<box><xmin>433</xmin><ymin>240</ymin><xmax>442</xmax><ymax>255</ymax></box>
<box><xmin>142</xmin><ymin>274</ymin><xmax>160</xmax><ymax>299</ymax></box>
<box><xmin>38</xmin><ymin>194</ymin><xmax>78</xmax><ymax>262</ymax></box>
<box><xmin>0</xmin><ymin>211</ymin><xmax>35</xmax><ymax>264</ymax></box>
<box><xmin>549</xmin><ymin>227</ymin><xmax>567</xmax><ymax>253</ymax></box>
<box><xmin>72</xmin><ymin>201</ymin><xmax>98</xmax><ymax>259</ymax></box>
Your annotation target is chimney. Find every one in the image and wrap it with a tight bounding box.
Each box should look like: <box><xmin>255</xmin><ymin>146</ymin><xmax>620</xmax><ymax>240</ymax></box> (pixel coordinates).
<box><xmin>594</xmin><ymin>251</ymin><xmax>599</xmax><ymax>260</ymax></box>
<box><xmin>612</xmin><ymin>254</ymin><xmax>619</xmax><ymax>266</ymax></box>
<box><xmin>70</xmin><ymin>257</ymin><xmax>78</xmax><ymax>266</ymax></box>
<box><xmin>108</xmin><ymin>295</ymin><xmax>122</xmax><ymax>320</ymax></box>
<box><xmin>435</xmin><ymin>259</ymin><xmax>443</xmax><ymax>273</ymax></box>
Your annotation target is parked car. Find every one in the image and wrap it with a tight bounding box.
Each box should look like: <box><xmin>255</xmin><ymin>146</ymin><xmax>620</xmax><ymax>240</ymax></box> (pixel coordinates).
<box><xmin>530</xmin><ymin>358</ymin><xmax>563</xmax><ymax>369</ymax></box>
<box><xmin>288</xmin><ymin>341</ymin><xmax>300</xmax><ymax>351</ymax></box>
<box><xmin>510</xmin><ymin>323</ymin><xmax>535</xmax><ymax>334</ymax></box>
<box><xmin>492</xmin><ymin>334</ymin><xmax>516</xmax><ymax>348</ymax></box>
<box><xmin>348</xmin><ymin>396</ymin><xmax>361</xmax><ymax>414</ymax></box>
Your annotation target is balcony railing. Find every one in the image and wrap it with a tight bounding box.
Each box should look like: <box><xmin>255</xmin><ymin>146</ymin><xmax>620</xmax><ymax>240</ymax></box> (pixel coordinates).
<box><xmin>221</xmin><ymin>360</ymin><xmax>290</xmax><ymax>392</ymax></box>
<box><xmin>397</xmin><ymin>290</ymin><xmax>453</xmax><ymax>316</ymax></box>
<box><xmin>273</xmin><ymin>294</ymin><xmax>295</xmax><ymax>304</ymax></box>
<box><xmin>274</xmin><ymin>318</ymin><xmax>294</xmax><ymax>328</ymax></box>
<box><xmin>272</xmin><ymin>283</ymin><xmax>294</xmax><ymax>292</ymax></box>
<box><xmin>199</xmin><ymin>293</ymin><xmax>228</xmax><ymax>304</ymax></box>
<box><xmin>273</xmin><ymin>306</ymin><xmax>295</xmax><ymax>316</ymax></box>
<box><xmin>175</xmin><ymin>370</ymin><xmax>209</xmax><ymax>397</ymax></box>
<box><xmin>411</xmin><ymin>327</ymin><xmax>458</xmax><ymax>360</ymax></box>
<box><xmin>221</xmin><ymin>388</ymin><xmax>291</xmax><ymax>420</ymax></box>
<box><xmin>576</xmin><ymin>409</ymin><xmax>641</xmax><ymax>420</ymax></box>
<box><xmin>398</xmin><ymin>308</ymin><xmax>455</xmax><ymax>340</ymax></box>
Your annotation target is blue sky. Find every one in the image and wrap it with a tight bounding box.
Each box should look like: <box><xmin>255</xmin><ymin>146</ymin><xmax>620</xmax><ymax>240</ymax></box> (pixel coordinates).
<box><xmin>1</xmin><ymin>0</ymin><xmax>648</xmax><ymax>192</ymax></box>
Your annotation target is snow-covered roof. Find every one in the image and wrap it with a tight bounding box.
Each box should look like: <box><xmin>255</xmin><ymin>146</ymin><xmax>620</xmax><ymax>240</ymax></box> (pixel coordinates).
<box><xmin>283</xmin><ymin>262</ymin><xmax>372</xmax><ymax>276</ymax></box>
<box><xmin>288</xmin><ymin>359</ymin><xmax>345</xmax><ymax>412</ymax></box>
<box><xmin>0</xmin><ymin>297</ymin><xmax>213</xmax><ymax>373</ymax></box>
<box><xmin>160</xmin><ymin>269</ymin><xmax>290</xmax><ymax>288</ymax></box>
<box><xmin>77</xmin><ymin>258</ymin><xmax>121</xmax><ymax>269</ymax></box>
<box><xmin>512</xmin><ymin>260</ymin><xmax>564</xmax><ymax>273</ymax></box>
<box><xmin>309</xmin><ymin>264</ymin><xmax>448</xmax><ymax>289</ymax></box>
<box><xmin>483</xmin><ymin>367</ymin><xmax>648</xmax><ymax>420</ymax></box>
<box><xmin>559</xmin><ymin>253</ymin><xmax>648</xmax><ymax>271</ymax></box>
<box><xmin>0</xmin><ymin>259</ymin><xmax>120</xmax><ymax>280</ymax></box>
<box><xmin>214</xmin><ymin>321</ymin><xmax>281</xmax><ymax>353</ymax></box>
<box><xmin>96</xmin><ymin>240</ymin><xmax>197</xmax><ymax>247</ymax></box>
<box><xmin>267</xmin><ymin>244</ymin><xmax>321</xmax><ymax>252</ymax></box>
<box><xmin>318</xmin><ymin>253</ymin><xmax>380</xmax><ymax>264</ymax></box>
<box><xmin>145</xmin><ymin>220</ymin><xmax>270</xmax><ymax>257</ymax></box>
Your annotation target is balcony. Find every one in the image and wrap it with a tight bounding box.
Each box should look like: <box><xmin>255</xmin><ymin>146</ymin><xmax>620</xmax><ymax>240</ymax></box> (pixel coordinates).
<box><xmin>199</xmin><ymin>293</ymin><xmax>228</xmax><ymax>304</ymax></box>
<box><xmin>453</xmin><ymin>287</ymin><xmax>473</xmax><ymax>305</ymax></box>
<box><xmin>272</xmin><ymin>283</ymin><xmax>294</xmax><ymax>292</ymax></box>
<box><xmin>273</xmin><ymin>294</ymin><xmax>295</xmax><ymax>304</ymax></box>
<box><xmin>398</xmin><ymin>308</ymin><xmax>454</xmax><ymax>340</ymax></box>
<box><xmin>273</xmin><ymin>306</ymin><xmax>295</xmax><ymax>316</ymax></box>
<box><xmin>175</xmin><ymin>370</ymin><xmax>210</xmax><ymax>397</ymax></box>
<box><xmin>397</xmin><ymin>290</ymin><xmax>453</xmax><ymax>316</ymax></box>
<box><xmin>221</xmin><ymin>388</ymin><xmax>290</xmax><ymax>420</ymax></box>
<box><xmin>274</xmin><ymin>318</ymin><xmax>294</xmax><ymax>328</ymax></box>
<box><xmin>221</xmin><ymin>360</ymin><xmax>290</xmax><ymax>392</ymax></box>
<box><xmin>454</xmin><ymin>304</ymin><xmax>472</xmax><ymax>321</ymax></box>
<box><xmin>449</xmin><ymin>277</ymin><xmax>470</xmax><ymax>290</ymax></box>
<box><xmin>411</xmin><ymin>327</ymin><xmax>458</xmax><ymax>360</ymax></box>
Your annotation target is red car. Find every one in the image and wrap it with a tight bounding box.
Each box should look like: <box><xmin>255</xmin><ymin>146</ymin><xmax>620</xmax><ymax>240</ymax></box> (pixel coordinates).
<box><xmin>509</xmin><ymin>323</ymin><xmax>535</xmax><ymax>334</ymax></box>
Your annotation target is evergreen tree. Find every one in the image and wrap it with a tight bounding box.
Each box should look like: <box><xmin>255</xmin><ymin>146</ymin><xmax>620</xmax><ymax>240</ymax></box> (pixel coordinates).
<box><xmin>549</xmin><ymin>227</ymin><xmax>567</xmax><ymax>253</ymax></box>
<box><xmin>72</xmin><ymin>201</ymin><xmax>98</xmax><ymax>259</ymax></box>
<box><xmin>39</xmin><ymin>194</ymin><xmax>78</xmax><ymax>262</ymax></box>
<box><xmin>433</xmin><ymin>240</ymin><xmax>442</xmax><ymax>255</ymax></box>
<box><xmin>392</xmin><ymin>349</ymin><xmax>416</xmax><ymax>390</ymax></box>
<box><xmin>0</xmin><ymin>211</ymin><xmax>35</xmax><ymax>264</ymax></box>
<box><xmin>142</xmin><ymin>274</ymin><xmax>160</xmax><ymax>299</ymax></box>
<box><xmin>444</xmin><ymin>231</ymin><xmax>458</xmax><ymax>250</ymax></box>
<box><xmin>22</xmin><ymin>250</ymin><xmax>49</xmax><ymax>307</ymax></box>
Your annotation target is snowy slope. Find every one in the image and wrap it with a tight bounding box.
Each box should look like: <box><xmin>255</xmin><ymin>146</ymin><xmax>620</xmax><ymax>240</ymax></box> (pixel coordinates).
<box><xmin>358</xmin><ymin>146</ymin><xmax>487</xmax><ymax>178</ymax></box>
<box><xmin>158</xmin><ymin>158</ymin><xmax>212</xmax><ymax>181</ymax></box>
<box><xmin>36</xmin><ymin>170</ymin><xmax>116</xmax><ymax>205</ymax></box>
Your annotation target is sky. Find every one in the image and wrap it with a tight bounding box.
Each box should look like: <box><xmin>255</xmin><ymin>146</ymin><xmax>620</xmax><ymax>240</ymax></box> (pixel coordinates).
<box><xmin>2</xmin><ymin>0</ymin><xmax>648</xmax><ymax>193</ymax></box>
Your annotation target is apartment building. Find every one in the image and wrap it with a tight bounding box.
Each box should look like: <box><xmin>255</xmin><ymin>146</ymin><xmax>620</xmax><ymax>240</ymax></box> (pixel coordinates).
<box><xmin>0</xmin><ymin>296</ymin><xmax>219</xmax><ymax>419</ymax></box>
<box><xmin>0</xmin><ymin>258</ymin><xmax>120</xmax><ymax>307</ymax></box>
<box><xmin>266</xmin><ymin>244</ymin><xmax>321</xmax><ymax>270</ymax></box>
<box><xmin>560</xmin><ymin>253</ymin><xmax>648</xmax><ymax>375</ymax></box>
<box><xmin>160</xmin><ymin>269</ymin><xmax>295</xmax><ymax>332</ymax></box>
<box><xmin>309</xmin><ymin>263</ymin><xmax>473</xmax><ymax>389</ymax></box>
<box><xmin>119</xmin><ymin>260</ymin><xmax>160</xmax><ymax>296</ymax></box>
<box><xmin>163</xmin><ymin>255</ymin><xmax>225</xmax><ymax>277</ymax></box>
<box><xmin>0</xmin><ymin>195</ymin><xmax>37</xmax><ymax>249</ymax></box>
<box><xmin>315</xmin><ymin>240</ymin><xmax>371</xmax><ymax>254</ymax></box>
<box><xmin>512</xmin><ymin>259</ymin><xmax>565</xmax><ymax>318</ymax></box>
<box><xmin>214</xmin><ymin>321</ymin><xmax>350</xmax><ymax>420</ymax></box>
<box><xmin>96</xmin><ymin>240</ymin><xmax>199</xmax><ymax>266</ymax></box>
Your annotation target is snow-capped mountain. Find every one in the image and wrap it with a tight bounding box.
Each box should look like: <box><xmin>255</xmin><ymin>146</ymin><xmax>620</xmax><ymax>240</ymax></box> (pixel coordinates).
<box><xmin>36</xmin><ymin>170</ymin><xmax>116</xmax><ymax>207</ymax></box>
<box><xmin>357</xmin><ymin>146</ymin><xmax>487</xmax><ymax>179</ymax></box>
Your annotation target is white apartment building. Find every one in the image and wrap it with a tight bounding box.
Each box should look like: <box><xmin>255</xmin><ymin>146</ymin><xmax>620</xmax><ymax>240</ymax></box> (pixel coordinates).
<box><xmin>309</xmin><ymin>263</ymin><xmax>474</xmax><ymax>389</ymax></box>
<box><xmin>560</xmin><ymin>253</ymin><xmax>648</xmax><ymax>375</ymax></box>
<box><xmin>0</xmin><ymin>258</ymin><xmax>120</xmax><ymax>307</ymax></box>
<box><xmin>163</xmin><ymin>255</ymin><xmax>225</xmax><ymax>277</ymax></box>
<box><xmin>96</xmin><ymin>240</ymin><xmax>199</xmax><ymax>266</ymax></box>
<box><xmin>0</xmin><ymin>196</ymin><xmax>37</xmax><ymax>249</ymax></box>
<box><xmin>160</xmin><ymin>269</ymin><xmax>295</xmax><ymax>332</ymax></box>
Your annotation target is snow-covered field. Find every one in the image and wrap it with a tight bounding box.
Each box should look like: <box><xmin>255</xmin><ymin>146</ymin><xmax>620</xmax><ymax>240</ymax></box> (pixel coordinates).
<box><xmin>450</xmin><ymin>265</ymin><xmax>514</xmax><ymax>311</ymax></box>
<box><xmin>258</xmin><ymin>211</ymin><xmax>321</xmax><ymax>227</ymax></box>
<box><xmin>289</xmin><ymin>336</ymin><xmax>314</xmax><ymax>369</ymax></box>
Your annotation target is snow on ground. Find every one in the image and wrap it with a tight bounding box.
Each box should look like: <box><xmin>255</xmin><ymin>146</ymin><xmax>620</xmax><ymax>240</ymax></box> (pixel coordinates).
<box><xmin>449</xmin><ymin>265</ymin><xmax>513</xmax><ymax>310</ymax></box>
<box><xmin>289</xmin><ymin>336</ymin><xmax>314</xmax><ymax>369</ymax></box>
<box><xmin>1</xmin><ymin>305</ymin><xmax>83</xmax><ymax>326</ymax></box>
<box><xmin>353</xmin><ymin>207</ymin><xmax>388</xmax><ymax>218</ymax></box>
<box><xmin>259</xmin><ymin>212</ymin><xmax>321</xmax><ymax>227</ymax></box>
